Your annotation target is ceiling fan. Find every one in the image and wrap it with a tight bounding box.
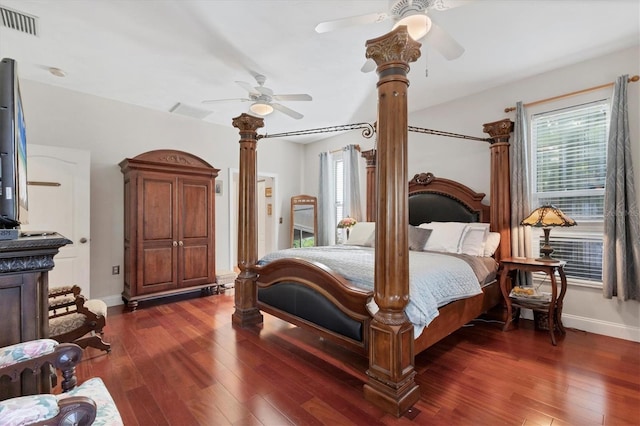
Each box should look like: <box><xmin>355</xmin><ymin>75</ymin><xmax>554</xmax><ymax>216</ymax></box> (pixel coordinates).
<box><xmin>202</xmin><ymin>74</ymin><xmax>312</xmax><ymax>119</ymax></box>
<box><xmin>315</xmin><ymin>0</ymin><xmax>470</xmax><ymax>72</ymax></box>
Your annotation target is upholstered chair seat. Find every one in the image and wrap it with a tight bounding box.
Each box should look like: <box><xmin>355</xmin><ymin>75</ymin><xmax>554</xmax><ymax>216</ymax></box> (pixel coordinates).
<box><xmin>48</xmin><ymin>285</ymin><xmax>111</xmax><ymax>352</ymax></box>
<box><xmin>0</xmin><ymin>339</ymin><xmax>123</xmax><ymax>425</ymax></box>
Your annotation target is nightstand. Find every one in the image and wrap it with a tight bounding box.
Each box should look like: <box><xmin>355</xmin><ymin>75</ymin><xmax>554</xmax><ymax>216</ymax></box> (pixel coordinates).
<box><xmin>499</xmin><ymin>257</ymin><xmax>567</xmax><ymax>345</ymax></box>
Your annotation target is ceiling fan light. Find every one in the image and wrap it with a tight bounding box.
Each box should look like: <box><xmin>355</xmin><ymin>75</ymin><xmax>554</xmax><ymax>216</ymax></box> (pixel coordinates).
<box><xmin>393</xmin><ymin>13</ymin><xmax>431</xmax><ymax>40</ymax></box>
<box><xmin>249</xmin><ymin>102</ymin><xmax>274</xmax><ymax>116</ymax></box>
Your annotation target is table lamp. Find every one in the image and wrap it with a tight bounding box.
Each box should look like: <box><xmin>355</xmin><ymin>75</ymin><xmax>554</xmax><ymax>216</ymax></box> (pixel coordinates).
<box><xmin>521</xmin><ymin>205</ymin><xmax>577</xmax><ymax>262</ymax></box>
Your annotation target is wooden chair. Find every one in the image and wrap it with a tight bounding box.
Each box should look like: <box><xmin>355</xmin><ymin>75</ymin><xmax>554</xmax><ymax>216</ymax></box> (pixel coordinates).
<box><xmin>48</xmin><ymin>285</ymin><xmax>111</xmax><ymax>352</ymax></box>
<box><xmin>0</xmin><ymin>339</ymin><xmax>122</xmax><ymax>425</ymax></box>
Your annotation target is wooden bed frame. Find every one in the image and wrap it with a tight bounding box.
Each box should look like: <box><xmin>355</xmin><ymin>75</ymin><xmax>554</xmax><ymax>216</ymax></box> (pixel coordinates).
<box><xmin>230</xmin><ymin>27</ymin><xmax>514</xmax><ymax>417</ymax></box>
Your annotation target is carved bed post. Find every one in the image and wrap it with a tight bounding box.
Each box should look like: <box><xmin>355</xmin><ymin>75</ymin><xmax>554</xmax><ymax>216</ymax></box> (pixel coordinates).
<box><xmin>483</xmin><ymin>119</ymin><xmax>514</xmax><ymax>262</ymax></box>
<box><xmin>363</xmin><ymin>26</ymin><xmax>421</xmax><ymax>417</ymax></box>
<box><xmin>361</xmin><ymin>149</ymin><xmax>377</xmax><ymax>222</ymax></box>
<box><xmin>231</xmin><ymin>113</ymin><xmax>264</xmax><ymax>327</ymax></box>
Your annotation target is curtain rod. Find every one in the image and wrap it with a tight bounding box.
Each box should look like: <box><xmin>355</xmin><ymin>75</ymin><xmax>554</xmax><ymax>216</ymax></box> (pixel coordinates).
<box><xmin>504</xmin><ymin>75</ymin><xmax>639</xmax><ymax>113</ymax></box>
<box><xmin>330</xmin><ymin>144</ymin><xmax>361</xmax><ymax>154</ymax></box>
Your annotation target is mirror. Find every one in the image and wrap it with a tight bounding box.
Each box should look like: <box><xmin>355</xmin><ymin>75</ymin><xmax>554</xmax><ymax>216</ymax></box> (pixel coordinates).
<box><xmin>290</xmin><ymin>195</ymin><xmax>317</xmax><ymax>247</ymax></box>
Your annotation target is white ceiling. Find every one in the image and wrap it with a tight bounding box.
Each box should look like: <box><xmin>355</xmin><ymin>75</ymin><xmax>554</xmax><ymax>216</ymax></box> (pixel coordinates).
<box><xmin>1</xmin><ymin>0</ymin><xmax>638</xmax><ymax>143</ymax></box>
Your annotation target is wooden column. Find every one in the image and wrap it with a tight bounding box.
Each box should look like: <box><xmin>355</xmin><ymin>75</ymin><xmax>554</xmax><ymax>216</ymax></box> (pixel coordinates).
<box><xmin>361</xmin><ymin>149</ymin><xmax>377</xmax><ymax>222</ymax></box>
<box><xmin>363</xmin><ymin>27</ymin><xmax>421</xmax><ymax>417</ymax></box>
<box><xmin>483</xmin><ymin>119</ymin><xmax>514</xmax><ymax>262</ymax></box>
<box><xmin>231</xmin><ymin>113</ymin><xmax>264</xmax><ymax>327</ymax></box>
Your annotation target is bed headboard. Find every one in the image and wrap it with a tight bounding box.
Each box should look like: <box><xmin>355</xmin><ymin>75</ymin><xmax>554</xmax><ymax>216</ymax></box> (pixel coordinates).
<box><xmin>408</xmin><ymin>172</ymin><xmax>490</xmax><ymax>226</ymax></box>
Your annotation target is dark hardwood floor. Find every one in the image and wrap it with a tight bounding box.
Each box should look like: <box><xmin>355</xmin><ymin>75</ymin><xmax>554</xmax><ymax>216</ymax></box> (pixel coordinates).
<box><xmin>73</xmin><ymin>290</ymin><xmax>640</xmax><ymax>425</ymax></box>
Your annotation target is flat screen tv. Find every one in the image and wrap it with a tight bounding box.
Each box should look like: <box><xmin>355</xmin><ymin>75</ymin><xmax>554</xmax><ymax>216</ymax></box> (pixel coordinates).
<box><xmin>0</xmin><ymin>57</ymin><xmax>28</xmax><ymax>228</ymax></box>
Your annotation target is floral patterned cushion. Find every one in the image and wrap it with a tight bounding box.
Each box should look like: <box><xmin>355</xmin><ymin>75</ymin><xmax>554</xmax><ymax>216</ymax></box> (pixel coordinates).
<box><xmin>0</xmin><ymin>394</ymin><xmax>59</xmax><ymax>426</ymax></box>
<box><xmin>0</xmin><ymin>339</ymin><xmax>58</xmax><ymax>369</ymax></box>
<box><xmin>61</xmin><ymin>377</ymin><xmax>123</xmax><ymax>426</ymax></box>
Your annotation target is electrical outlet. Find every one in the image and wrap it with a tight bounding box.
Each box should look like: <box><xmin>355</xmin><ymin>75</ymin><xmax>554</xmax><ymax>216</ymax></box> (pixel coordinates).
<box><xmin>112</xmin><ymin>265</ymin><xmax>120</xmax><ymax>275</ymax></box>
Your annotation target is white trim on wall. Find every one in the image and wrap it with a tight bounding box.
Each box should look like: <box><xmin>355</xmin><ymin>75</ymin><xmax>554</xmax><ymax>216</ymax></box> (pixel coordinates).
<box><xmin>520</xmin><ymin>310</ymin><xmax>640</xmax><ymax>342</ymax></box>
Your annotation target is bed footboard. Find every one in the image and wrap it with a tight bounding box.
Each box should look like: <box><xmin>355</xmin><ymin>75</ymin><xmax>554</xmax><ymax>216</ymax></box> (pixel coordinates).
<box><xmin>251</xmin><ymin>258</ymin><xmax>373</xmax><ymax>354</ymax></box>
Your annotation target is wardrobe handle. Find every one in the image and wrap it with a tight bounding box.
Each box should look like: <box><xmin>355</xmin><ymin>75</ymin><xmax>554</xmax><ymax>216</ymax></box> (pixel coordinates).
<box><xmin>172</xmin><ymin>241</ymin><xmax>178</xmax><ymax>247</ymax></box>
<box><xmin>178</xmin><ymin>241</ymin><xmax>184</xmax><ymax>246</ymax></box>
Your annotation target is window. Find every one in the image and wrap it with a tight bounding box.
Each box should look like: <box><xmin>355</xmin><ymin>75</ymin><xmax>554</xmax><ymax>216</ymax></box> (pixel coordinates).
<box><xmin>530</xmin><ymin>99</ymin><xmax>609</xmax><ymax>285</ymax></box>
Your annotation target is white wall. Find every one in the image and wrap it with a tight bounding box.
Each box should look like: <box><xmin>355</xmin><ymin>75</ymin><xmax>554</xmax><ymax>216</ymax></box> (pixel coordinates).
<box><xmin>304</xmin><ymin>46</ymin><xmax>640</xmax><ymax>341</ymax></box>
<box><xmin>20</xmin><ymin>81</ymin><xmax>304</xmax><ymax>303</ymax></box>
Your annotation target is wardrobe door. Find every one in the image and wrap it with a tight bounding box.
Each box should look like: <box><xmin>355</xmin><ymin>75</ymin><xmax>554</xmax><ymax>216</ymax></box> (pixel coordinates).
<box><xmin>137</xmin><ymin>173</ymin><xmax>178</xmax><ymax>295</ymax></box>
<box><xmin>178</xmin><ymin>177</ymin><xmax>215</xmax><ymax>288</ymax></box>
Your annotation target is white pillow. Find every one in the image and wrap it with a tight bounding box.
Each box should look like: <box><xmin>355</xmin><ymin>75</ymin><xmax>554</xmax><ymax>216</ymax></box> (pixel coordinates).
<box><xmin>418</xmin><ymin>222</ymin><xmax>469</xmax><ymax>253</ymax></box>
<box><xmin>345</xmin><ymin>222</ymin><xmax>375</xmax><ymax>246</ymax></box>
<box><xmin>483</xmin><ymin>232</ymin><xmax>501</xmax><ymax>257</ymax></box>
<box><xmin>460</xmin><ymin>223</ymin><xmax>490</xmax><ymax>256</ymax></box>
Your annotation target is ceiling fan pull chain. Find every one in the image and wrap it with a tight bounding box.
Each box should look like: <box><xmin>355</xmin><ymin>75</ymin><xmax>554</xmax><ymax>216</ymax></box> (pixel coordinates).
<box><xmin>424</xmin><ymin>48</ymin><xmax>429</xmax><ymax>78</ymax></box>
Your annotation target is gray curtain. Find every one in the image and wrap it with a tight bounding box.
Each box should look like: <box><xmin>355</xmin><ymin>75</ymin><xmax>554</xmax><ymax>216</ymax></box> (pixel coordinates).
<box><xmin>318</xmin><ymin>151</ymin><xmax>336</xmax><ymax>246</ymax></box>
<box><xmin>343</xmin><ymin>145</ymin><xmax>363</xmax><ymax>221</ymax></box>
<box><xmin>603</xmin><ymin>75</ymin><xmax>640</xmax><ymax>300</ymax></box>
<box><xmin>511</xmin><ymin>101</ymin><xmax>532</xmax><ymax>285</ymax></box>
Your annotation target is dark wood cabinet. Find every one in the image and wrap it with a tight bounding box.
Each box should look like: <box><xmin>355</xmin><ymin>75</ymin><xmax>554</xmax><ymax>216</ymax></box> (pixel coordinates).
<box><xmin>0</xmin><ymin>233</ymin><xmax>71</xmax><ymax>399</ymax></box>
<box><xmin>120</xmin><ymin>150</ymin><xmax>219</xmax><ymax>310</ymax></box>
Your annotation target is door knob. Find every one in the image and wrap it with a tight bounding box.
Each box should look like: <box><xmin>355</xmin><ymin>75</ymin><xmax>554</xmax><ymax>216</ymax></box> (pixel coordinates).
<box><xmin>79</xmin><ymin>237</ymin><xmax>88</xmax><ymax>244</ymax></box>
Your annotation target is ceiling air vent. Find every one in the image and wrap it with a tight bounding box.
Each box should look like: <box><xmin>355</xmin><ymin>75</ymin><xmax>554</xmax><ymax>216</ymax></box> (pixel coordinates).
<box><xmin>169</xmin><ymin>103</ymin><xmax>212</xmax><ymax>120</ymax></box>
<box><xmin>0</xmin><ymin>5</ymin><xmax>38</xmax><ymax>36</ymax></box>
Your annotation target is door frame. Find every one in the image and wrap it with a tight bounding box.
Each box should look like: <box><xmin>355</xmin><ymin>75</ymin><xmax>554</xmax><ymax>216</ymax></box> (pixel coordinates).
<box><xmin>228</xmin><ymin>168</ymin><xmax>278</xmax><ymax>272</ymax></box>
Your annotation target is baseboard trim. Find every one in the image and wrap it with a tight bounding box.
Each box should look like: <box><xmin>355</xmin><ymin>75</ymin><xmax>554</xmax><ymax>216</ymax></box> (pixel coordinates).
<box><xmin>521</xmin><ymin>310</ymin><xmax>639</xmax><ymax>342</ymax></box>
<box><xmin>561</xmin><ymin>314</ymin><xmax>640</xmax><ymax>342</ymax></box>
<box><xmin>102</xmin><ymin>294</ymin><xmax>125</xmax><ymax>308</ymax></box>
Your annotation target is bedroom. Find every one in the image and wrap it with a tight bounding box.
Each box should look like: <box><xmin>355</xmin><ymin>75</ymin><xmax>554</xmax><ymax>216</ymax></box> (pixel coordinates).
<box><xmin>0</xmin><ymin>0</ymin><xmax>638</xmax><ymax>423</ymax></box>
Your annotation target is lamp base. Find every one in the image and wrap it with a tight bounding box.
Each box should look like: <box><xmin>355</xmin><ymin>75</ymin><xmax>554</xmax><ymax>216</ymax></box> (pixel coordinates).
<box><xmin>538</xmin><ymin>228</ymin><xmax>555</xmax><ymax>262</ymax></box>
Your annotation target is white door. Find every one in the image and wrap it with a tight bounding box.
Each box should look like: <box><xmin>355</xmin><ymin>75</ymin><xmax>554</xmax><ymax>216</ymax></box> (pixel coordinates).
<box><xmin>21</xmin><ymin>145</ymin><xmax>91</xmax><ymax>298</ymax></box>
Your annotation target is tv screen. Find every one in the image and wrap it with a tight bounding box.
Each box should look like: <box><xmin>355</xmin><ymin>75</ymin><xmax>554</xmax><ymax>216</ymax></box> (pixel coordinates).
<box><xmin>0</xmin><ymin>57</ymin><xmax>28</xmax><ymax>228</ymax></box>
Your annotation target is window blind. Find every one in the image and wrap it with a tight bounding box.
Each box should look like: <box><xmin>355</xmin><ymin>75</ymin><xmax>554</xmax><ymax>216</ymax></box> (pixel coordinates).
<box><xmin>532</xmin><ymin>100</ymin><xmax>608</xmax><ymax>222</ymax></box>
<box><xmin>530</xmin><ymin>99</ymin><xmax>608</xmax><ymax>284</ymax></box>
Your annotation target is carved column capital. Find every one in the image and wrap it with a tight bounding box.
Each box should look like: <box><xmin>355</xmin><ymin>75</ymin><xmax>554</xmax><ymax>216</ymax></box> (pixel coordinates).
<box><xmin>365</xmin><ymin>26</ymin><xmax>421</xmax><ymax>73</ymax></box>
<box><xmin>361</xmin><ymin>149</ymin><xmax>377</xmax><ymax>167</ymax></box>
<box><xmin>232</xmin><ymin>113</ymin><xmax>264</xmax><ymax>134</ymax></box>
<box><xmin>483</xmin><ymin>119</ymin><xmax>514</xmax><ymax>143</ymax></box>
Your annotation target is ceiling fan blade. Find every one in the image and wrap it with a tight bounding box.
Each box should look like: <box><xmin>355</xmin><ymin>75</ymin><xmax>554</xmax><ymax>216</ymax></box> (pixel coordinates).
<box><xmin>235</xmin><ymin>81</ymin><xmax>260</xmax><ymax>95</ymax></box>
<box><xmin>315</xmin><ymin>12</ymin><xmax>389</xmax><ymax>33</ymax></box>
<box><xmin>202</xmin><ymin>97</ymin><xmax>251</xmax><ymax>104</ymax></box>
<box><xmin>425</xmin><ymin>20</ymin><xmax>465</xmax><ymax>60</ymax></box>
<box><xmin>272</xmin><ymin>94</ymin><xmax>312</xmax><ymax>101</ymax></box>
<box><xmin>271</xmin><ymin>103</ymin><xmax>303</xmax><ymax>119</ymax></box>
<box><xmin>360</xmin><ymin>58</ymin><xmax>376</xmax><ymax>73</ymax></box>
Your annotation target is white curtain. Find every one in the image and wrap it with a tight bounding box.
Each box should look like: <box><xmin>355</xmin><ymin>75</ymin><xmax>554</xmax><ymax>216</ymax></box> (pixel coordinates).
<box><xmin>317</xmin><ymin>151</ymin><xmax>335</xmax><ymax>246</ymax></box>
<box><xmin>603</xmin><ymin>75</ymin><xmax>640</xmax><ymax>300</ymax></box>
<box><xmin>511</xmin><ymin>101</ymin><xmax>532</xmax><ymax>285</ymax></box>
<box><xmin>343</xmin><ymin>145</ymin><xmax>363</xmax><ymax>221</ymax></box>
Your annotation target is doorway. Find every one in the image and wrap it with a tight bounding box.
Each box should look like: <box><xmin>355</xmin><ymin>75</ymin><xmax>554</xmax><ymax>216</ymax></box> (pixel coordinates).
<box><xmin>228</xmin><ymin>169</ymin><xmax>278</xmax><ymax>271</ymax></box>
<box><xmin>21</xmin><ymin>145</ymin><xmax>91</xmax><ymax>298</ymax></box>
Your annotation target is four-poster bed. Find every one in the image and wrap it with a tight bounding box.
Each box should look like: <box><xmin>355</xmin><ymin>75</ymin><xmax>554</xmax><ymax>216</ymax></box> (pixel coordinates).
<box><xmin>231</xmin><ymin>26</ymin><xmax>514</xmax><ymax>417</ymax></box>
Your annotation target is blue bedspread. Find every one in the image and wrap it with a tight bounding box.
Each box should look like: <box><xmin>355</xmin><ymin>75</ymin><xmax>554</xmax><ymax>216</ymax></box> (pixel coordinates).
<box><xmin>258</xmin><ymin>245</ymin><xmax>482</xmax><ymax>332</ymax></box>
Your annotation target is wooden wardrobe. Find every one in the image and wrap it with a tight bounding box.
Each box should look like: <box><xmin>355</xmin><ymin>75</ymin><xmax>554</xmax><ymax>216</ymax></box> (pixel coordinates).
<box><xmin>119</xmin><ymin>150</ymin><xmax>219</xmax><ymax>310</ymax></box>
